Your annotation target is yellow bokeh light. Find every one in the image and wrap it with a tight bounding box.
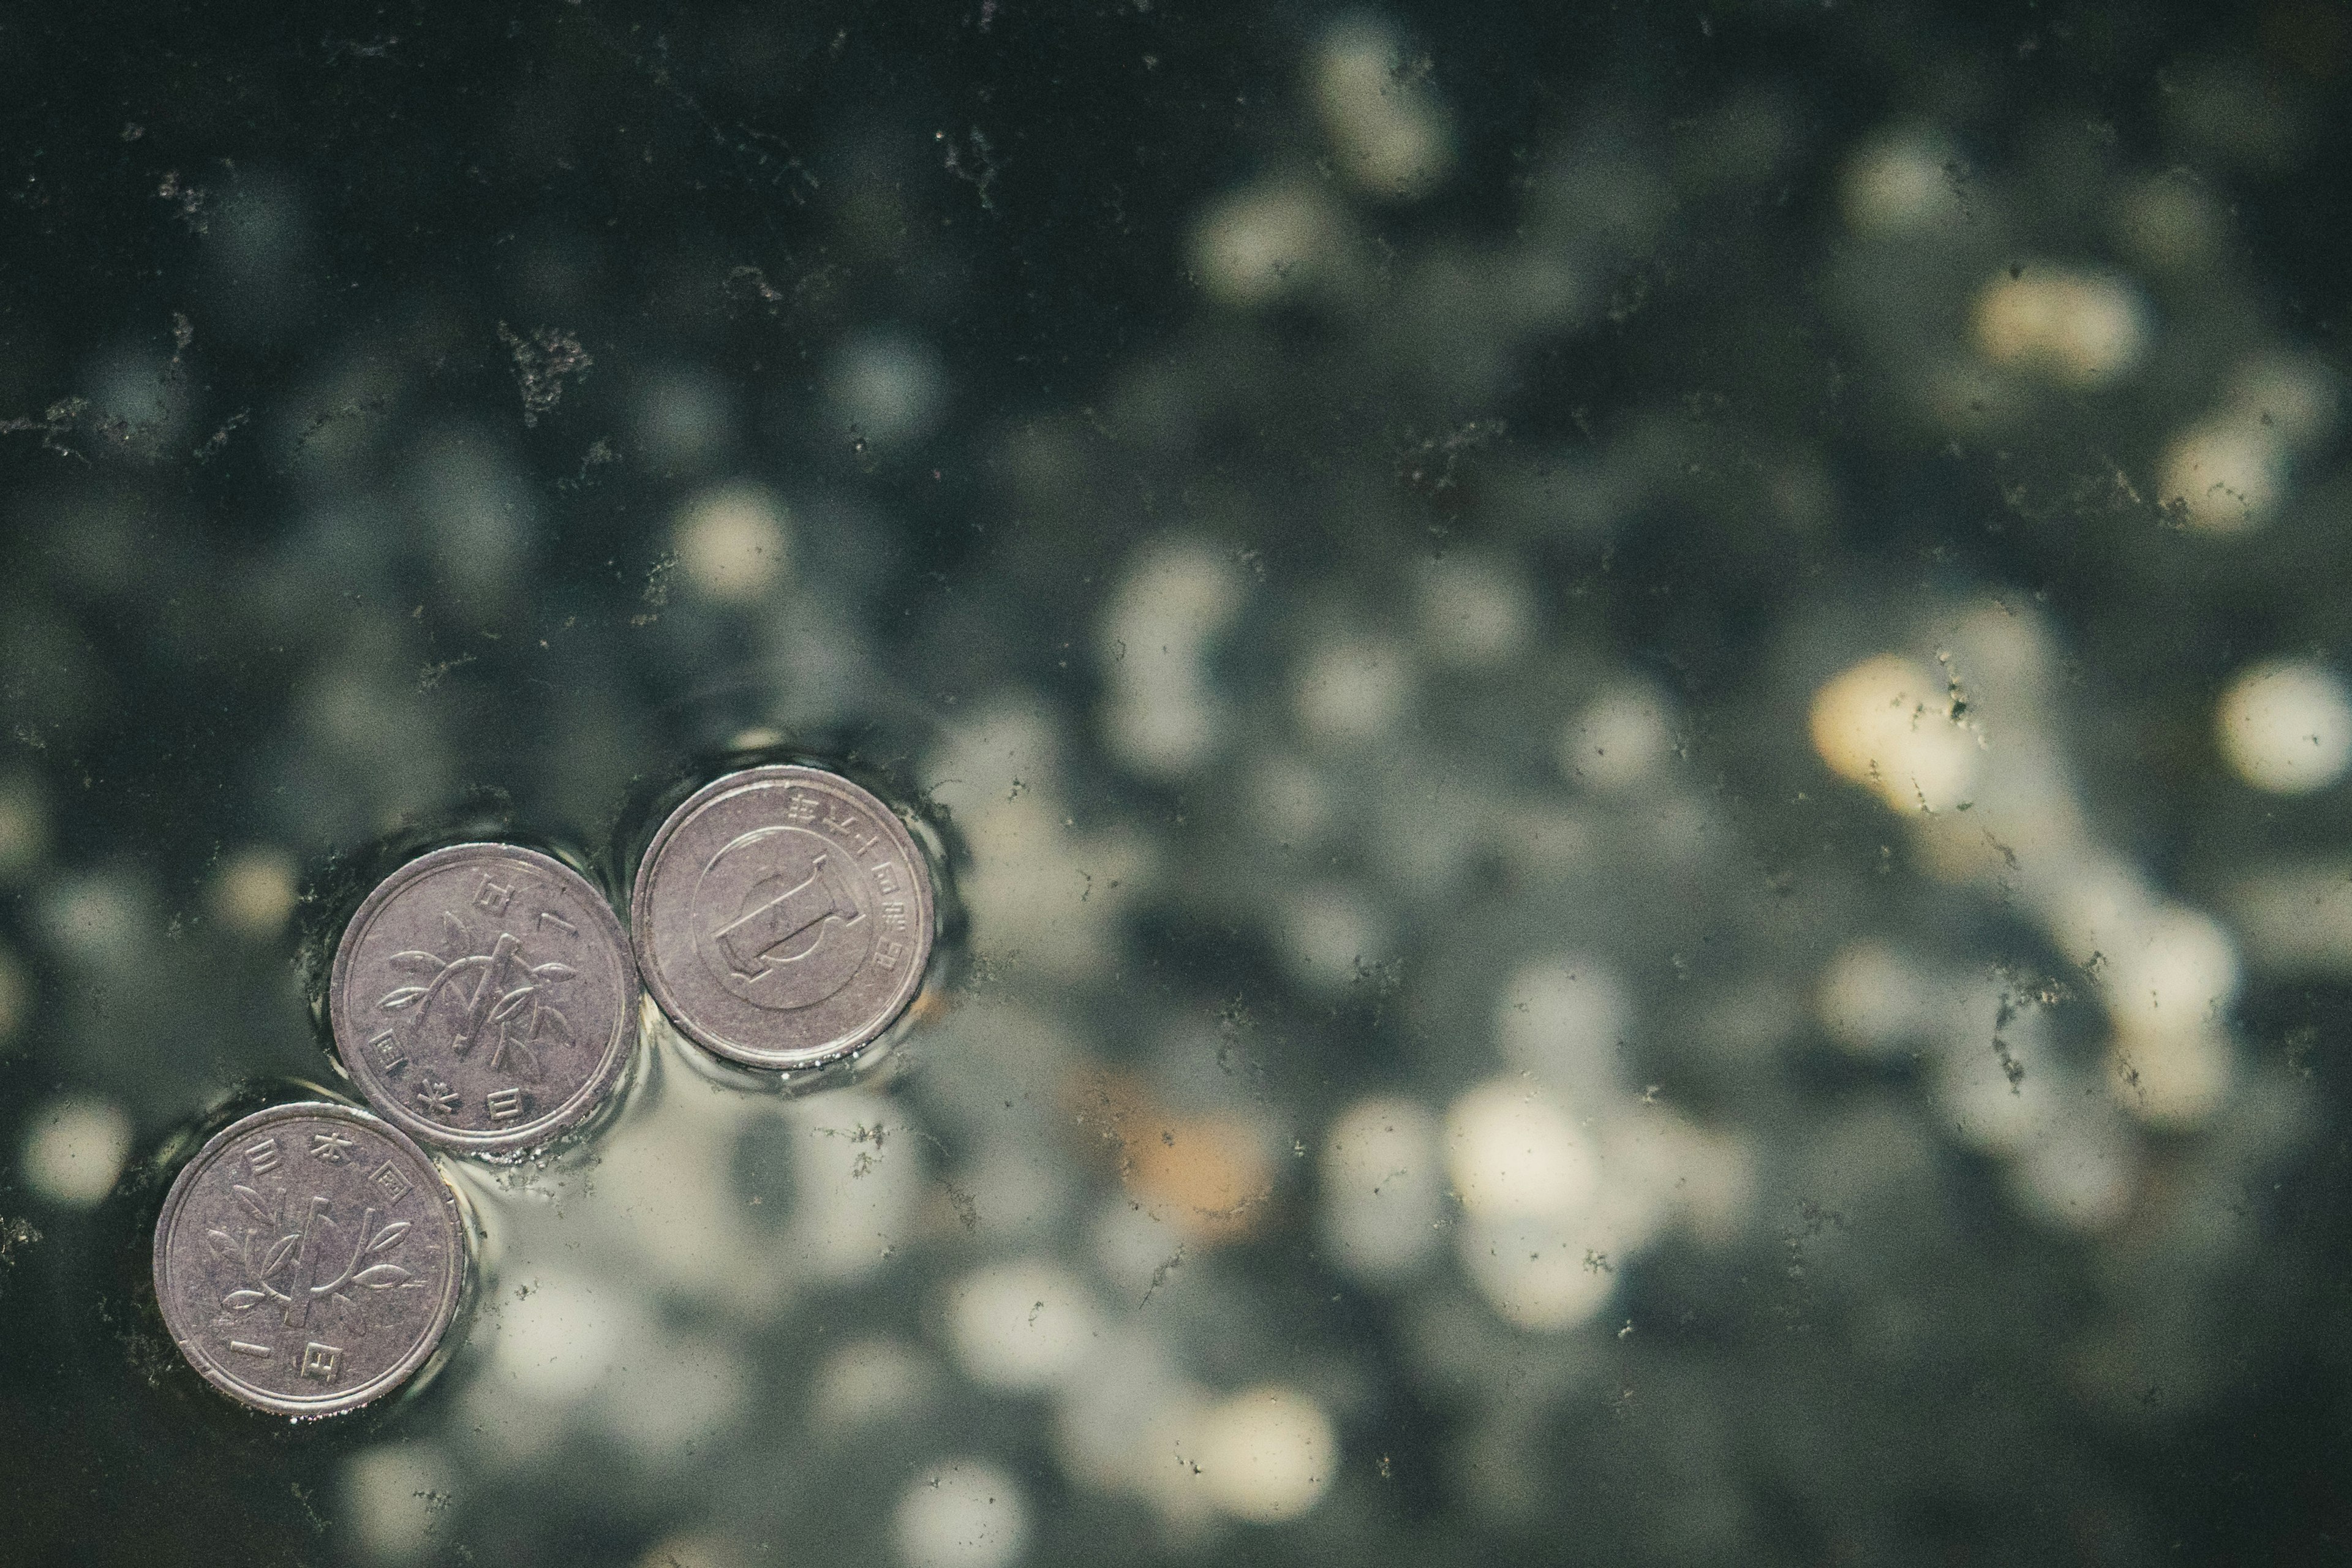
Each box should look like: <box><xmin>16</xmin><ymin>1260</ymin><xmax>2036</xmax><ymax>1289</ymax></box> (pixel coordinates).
<box><xmin>1809</xmin><ymin>654</ymin><xmax>1980</xmax><ymax>813</ymax></box>
<box><xmin>1970</xmin><ymin>267</ymin><xmax>2148</xmax><ymax>388</ymax></box>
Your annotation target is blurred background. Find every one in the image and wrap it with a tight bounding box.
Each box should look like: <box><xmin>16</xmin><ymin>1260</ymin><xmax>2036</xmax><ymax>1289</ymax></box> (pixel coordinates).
<box><xmin>4</xmin><ymin>1</ymin><xmax>2352</xmax><ymax>1563</ymax></box>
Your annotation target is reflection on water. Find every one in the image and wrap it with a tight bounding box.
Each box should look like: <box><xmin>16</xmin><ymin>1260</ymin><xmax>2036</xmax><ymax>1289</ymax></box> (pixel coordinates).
<box><xmin>4</xmin><ymin>2</ymin><xmax>2351</xmax><ymax>1563</ymax></box>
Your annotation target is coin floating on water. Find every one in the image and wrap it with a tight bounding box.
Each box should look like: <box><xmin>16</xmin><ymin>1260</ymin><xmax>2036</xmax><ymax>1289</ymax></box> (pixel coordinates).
<box><xmin>331</xmin><ymin>843</ymin><xmax>638</xmax><ymax>1155</ymax></box>
<box><xmin>632</xmin><ymin>764</ymin><xmax>935</xmax><ymax>1070</ymax></box>
<box><xmin>152</xmin><ymin>1101</ymin><xmax>464</xmax><ymax>1419</ymax></box>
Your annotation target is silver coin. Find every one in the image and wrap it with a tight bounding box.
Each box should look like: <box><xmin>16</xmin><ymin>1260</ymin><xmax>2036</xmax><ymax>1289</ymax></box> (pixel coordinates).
<box><xmin>632</xmin><ymin>764</ymin><xmax>935</xmax><ymax>1070</ymax></box>
<box><xmin>151</xmin><ymin>1101</ymin><xmax>465</xmax><ymax>1419</ymax></box>
<box><xmin>330</xmin><ymin>843</ymin><xmax>637</xmax><ymax>1155</ymax></box>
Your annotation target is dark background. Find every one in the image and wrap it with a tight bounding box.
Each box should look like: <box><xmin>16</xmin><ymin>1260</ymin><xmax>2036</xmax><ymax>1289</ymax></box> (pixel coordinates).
<box><xmin>4</xmin><ymin>1</ymin><xmax>2351</xmax><ymax>1564</ymax></box>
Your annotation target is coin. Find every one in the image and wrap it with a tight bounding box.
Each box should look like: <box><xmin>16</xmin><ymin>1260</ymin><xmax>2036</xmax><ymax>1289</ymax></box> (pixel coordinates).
<box><xmin>152</xmin><ymin>1101</ymin><xmax>464</xmax><ymax>1418</ymax></box>
<box><xmin>330</xmin><ymin>843</ymin><xmax>638</xmax><ymax>1155</ymax></box>
<box><xmin>631</xmin><ymin>764</ymin><xmax>935</xmax><ymax>1069</ymax></box>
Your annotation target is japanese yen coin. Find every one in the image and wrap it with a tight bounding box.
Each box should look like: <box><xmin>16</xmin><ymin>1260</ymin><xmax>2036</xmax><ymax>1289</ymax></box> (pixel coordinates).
<box><xmin>331</xmin><ymin>843</ymin><xmax>637</xmax><ymax>1155</ymax></box>
<box><xmin>632</xmin><ymin>764</ymin><xmax>934</xmax><ymax>1070</ymax></box>
<box><xmin>153</xmin><ymin>1101</ymin><xmax>464</xmax><ymax>1419</ymax></box>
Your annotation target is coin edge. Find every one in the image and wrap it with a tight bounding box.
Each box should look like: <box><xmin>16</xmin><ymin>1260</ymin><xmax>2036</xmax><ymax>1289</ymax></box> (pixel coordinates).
<box><xmin>630</xmin><ymin>765</ymin><xmax>936</xmax><ymax>1070</ymax></box>
<box><xmin>329</xmin><ymin>843</ymin><xmax>639</xmax><ymax>1154</ymax></box>
<box><xmin>151</xmin><ymin>1101</ymin><xmax>466</xmax><ymax>1417</ymax></box>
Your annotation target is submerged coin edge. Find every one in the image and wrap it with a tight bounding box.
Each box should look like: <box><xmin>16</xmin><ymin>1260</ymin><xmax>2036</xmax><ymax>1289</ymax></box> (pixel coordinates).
<box><xmin>151</xmin><ymin>1101</ymin><xmax>465</xmax><ymax>1417</ymax></box>
<box><xmin>329</xmin><ymin>843</ymin><xmax>639</xmax><ymax>1153</ymax></box>
<box><xmin>631</xmin><ymin>766</ymin><xmax>935</xmax><ymax>1069</ymax></box>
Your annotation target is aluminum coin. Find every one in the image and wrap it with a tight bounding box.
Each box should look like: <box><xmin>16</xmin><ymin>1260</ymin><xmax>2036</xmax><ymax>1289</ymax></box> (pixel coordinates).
<box><xmin>152</xmin><ymin>1101</ymin><xmax>464</xmax><ymax>1418</ymax></box>
<box><xmin>331</xmin><ymin>843</ymin><xmax>637</xmax><ymax>1155</ymax></box>
<box><xmin>631</xmin><ymin>764</ymin><xmax>934</xmax><ymax>1069</ymax></box>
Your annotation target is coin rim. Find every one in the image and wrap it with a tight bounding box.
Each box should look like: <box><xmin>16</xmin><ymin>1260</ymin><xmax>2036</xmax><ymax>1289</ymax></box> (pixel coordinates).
<box><xmin>329</xmin><ymin>842</ymin><xmax>639</xmax><ymax>1153</ymax></box>
<box><xmin>631</xmin><ymin>764</ymin><xmax>935</xmax><ymax>1069</ymax></box>
<box><xmin>151</xmin><ymin>1100</ymin><xmax>466</xmax><ymax>1418</ymax></box>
